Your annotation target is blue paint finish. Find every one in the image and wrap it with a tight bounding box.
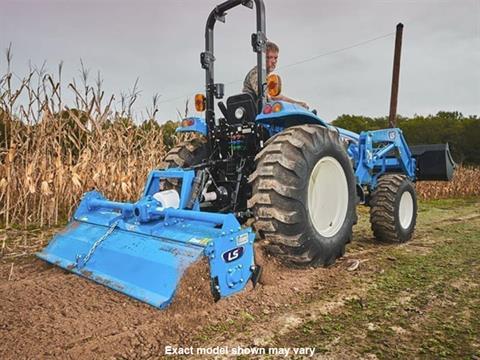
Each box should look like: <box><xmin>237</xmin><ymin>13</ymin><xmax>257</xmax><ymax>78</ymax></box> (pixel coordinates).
<box><xmin>175</xmin><ymin>116</ymin><xmax>207</xmax><ymax>136</ymax></box>
<box><xmin>336</xmin><ymin>127</ymin><xmax>360</xmax><ymax>143</ymax></box>
<box><xmin>37</xmin><ymin>221</ymin><xmax>204</xmax><ymax>308</ymax></box>
<box><xmin>352</xmin><ymin>128</ymin><xmax>416</xmax><ymax>189</ymax></box>
<box><xmin>255</xmin><ymin>101</ymin><xmax>329</xmax><ymax>136</ymax></box>
<box><xmin>256</xmin><ymin>101</ymin><xmax>327</xmax><ymax>124</ymax></box>
<box><xmin>205</xmin><ymin>228</ymin><xmax>255</xmax><ymax>298</ymax></box>
<box><xmin>143</xmin><ymin>169</ymin><xmax>195</xmax><ymax>209</ymax></box>
<box><xmin>36</xmin><ymin>169</ymin><xmax>255</xmax><ymax>309</ymax></box>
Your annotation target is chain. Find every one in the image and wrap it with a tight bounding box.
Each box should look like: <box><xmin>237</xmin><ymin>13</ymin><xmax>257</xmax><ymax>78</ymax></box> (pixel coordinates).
<box><xmin>76</xmin><ymin>220</ymin><xmax>119</xmax><ymax>268</ymax></box>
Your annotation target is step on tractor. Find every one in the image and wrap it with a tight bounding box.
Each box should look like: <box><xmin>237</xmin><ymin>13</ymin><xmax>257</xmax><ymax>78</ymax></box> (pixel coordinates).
<box><xmin>38</xmin><ymin>0</ymin><xmax>455</xmax><ymax>309</ymax></box>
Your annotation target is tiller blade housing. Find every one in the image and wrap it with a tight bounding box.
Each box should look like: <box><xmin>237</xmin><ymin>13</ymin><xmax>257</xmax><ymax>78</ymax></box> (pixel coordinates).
<box><xmin>37</xmin><ymin>169</ymin><xmax>259</xmax><ymax>309</ymax></box>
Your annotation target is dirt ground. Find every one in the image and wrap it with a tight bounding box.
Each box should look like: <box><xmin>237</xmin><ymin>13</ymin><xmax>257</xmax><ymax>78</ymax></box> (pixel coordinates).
<box><xmin>0</xmin><ymin>198</ymin><xmax>479</xmax><ymax>359</ymax></box>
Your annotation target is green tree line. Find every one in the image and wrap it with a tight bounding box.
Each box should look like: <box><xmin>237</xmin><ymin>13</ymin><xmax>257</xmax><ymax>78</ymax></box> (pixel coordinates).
<box><xmin>332</xmin><ymin>111</ymin><xmax>480</xmax><ymax>165</ymax></box>
<box><xmin>2</xmin><ymin>109</ymin><xmax>478</xmax><ymax>164</ymax></box>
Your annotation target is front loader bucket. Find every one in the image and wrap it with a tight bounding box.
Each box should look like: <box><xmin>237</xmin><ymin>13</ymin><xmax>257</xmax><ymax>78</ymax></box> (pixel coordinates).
<box><xmin>411</xmin><ymin>143</ymin><xmax>456</xmax><ymax>181</ymax></box>
<box><xmin>37</xmin><ymin>170</ymin><xmax>258</xmax><ymax>309</ymax></box>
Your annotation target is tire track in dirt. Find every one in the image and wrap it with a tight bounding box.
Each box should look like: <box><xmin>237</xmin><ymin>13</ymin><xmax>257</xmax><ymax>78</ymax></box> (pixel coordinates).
<box><xmin>0</xmin><ymin>201</ymin><xmax>477</xmax><ymax>359</ymax></box>
<box><xmin>196</xmin><ymin>207</ymin><xmax>480</xmax><ymax>352</ymax></box>
<box><xmin>0</xmin><ymin>253</ymin><xmax>335</xmax><ymax>359</ymax></box>
<box><xmin>1</xmin><ymin>275</ymin><xmax>162</xmax><ymax>358</ymax></box>
<box><xmin>197</xmin><ymin>257</ymin><xmax>375</xmax><ymax>354</ymax></box>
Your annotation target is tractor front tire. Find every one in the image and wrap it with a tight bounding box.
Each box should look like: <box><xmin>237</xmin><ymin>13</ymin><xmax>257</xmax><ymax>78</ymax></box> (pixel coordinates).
<box><xmin>370</xmin><ymin>174</ymin><xmax>417</xmax><ymax>243</ymax></box>
<box><xmin>248</xmin><ymin>125</ymin><xmax>357</xmax><ymax>267</ymax></box>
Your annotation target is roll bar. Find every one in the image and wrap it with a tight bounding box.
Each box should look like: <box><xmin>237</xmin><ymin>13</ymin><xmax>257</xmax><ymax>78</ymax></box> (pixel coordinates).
<box><xmin>201</xmin><ymin>0</ymin><xmax>267</xmax><ymax>137</ymax></box>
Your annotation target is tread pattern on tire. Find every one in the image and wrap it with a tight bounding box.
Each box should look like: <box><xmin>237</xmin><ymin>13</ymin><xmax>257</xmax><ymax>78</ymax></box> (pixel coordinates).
<box><xmin>162</xmin><ymin>137</ymin><xmax>208</xmax><ymax>189</ymax></box>
<box><xmin>163</xmin><ymin>137</ymin><xmax>208</xmax><ymax>168</ymax></box>
<box><xmin>370</xmin><ymin>174</ymin><xmax>416</xmax><ymax>243</ymax></box>
<box><xmin>248</xmin><ymin>124</ymin><xmax>356</xmax><ymax>267</ymax></box>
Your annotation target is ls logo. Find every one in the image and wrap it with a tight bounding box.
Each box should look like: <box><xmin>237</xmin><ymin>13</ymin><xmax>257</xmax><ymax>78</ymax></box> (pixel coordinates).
<box><xmin>222</xmin><ymin>247</ymin><xmax>244</xmax><ymax>263</ymax></box>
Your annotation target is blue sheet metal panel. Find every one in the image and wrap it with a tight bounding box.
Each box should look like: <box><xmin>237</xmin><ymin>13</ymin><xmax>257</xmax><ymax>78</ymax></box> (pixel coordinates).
<box><xmin>206</xmin><ymin>228</ymin><xmax>256</xmax><ymax>298</ymax></box>
<box><xmin>354</xmin><ymin>128</ymin><xmax>417</xmax><ymax>188</ymax></box>
<box><xmin>256</xmin><ymin>101</ymin><xmax>327</xmax><ymax>124</ymax></box>
<box><xmin>175</xmin><ymin>116</ymin><xmax>207</xmax><ymax>136</ymax></box>
<box><xmin>255</xmin><ymin>101</ymin><xmax>329</xmax><ymax>137</ymax></box>
<box><xmin>151</xmin><ymin>220</ymin><xmax>220</xmax><ymax>245</ymax></box>
<box><xmin>37</xmin><ymin>221</ymin><xmax>205</xmax><ymax>308</ymax></box>
<box><xmin>73</xmin><ymin>191</ymin><xmax>225</xmax><ymax>246</ymax></box>
<box><xmin>74</xmin><ymin>213</ymin><xmax>222</xmax><ymax>246</ymax></box>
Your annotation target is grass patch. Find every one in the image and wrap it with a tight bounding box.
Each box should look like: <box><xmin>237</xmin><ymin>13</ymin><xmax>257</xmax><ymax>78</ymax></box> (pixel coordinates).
<box><xmin>271</xmin><ymin>211</ymin><xmax>480</xmax><ymax>359</ymax></box>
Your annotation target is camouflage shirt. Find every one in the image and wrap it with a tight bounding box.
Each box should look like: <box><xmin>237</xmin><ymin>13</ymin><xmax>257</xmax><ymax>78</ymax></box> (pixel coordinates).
<box><xmin>242</xmin><ymin>66</ymin><xmax>259</xmax><ymax>98</ymax></box>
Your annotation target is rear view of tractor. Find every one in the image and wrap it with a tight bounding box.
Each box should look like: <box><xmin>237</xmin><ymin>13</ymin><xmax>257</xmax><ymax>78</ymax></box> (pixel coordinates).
<box><xmin>38</xmin><ymin>0</ymin><xmax>455</xmax><ymax>309</ymax></box>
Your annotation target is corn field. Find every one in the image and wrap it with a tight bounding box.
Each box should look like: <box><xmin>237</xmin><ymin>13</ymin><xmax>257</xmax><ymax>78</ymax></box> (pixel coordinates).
<box><xmin>1</xmin><ymin>115</ymin><xmax>172</xmax><ymax>228</ymax></box>
<box><xmin>416</xmin><ymin>165</ymin><xmax>480</xmax><ymax>200</ymax></box>
<box><xmin>1</xmin><ymin>49</ymin><xmax>479</xmax><ymax>229</ymax></box>
<box><xmin>0</xmin><ymin>50</ymin><xmax>183</xmax><ymax>229</ymax></box>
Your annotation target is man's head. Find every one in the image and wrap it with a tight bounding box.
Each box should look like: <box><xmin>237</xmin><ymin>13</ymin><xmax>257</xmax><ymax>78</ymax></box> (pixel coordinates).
<box><xmin>266</xmin><ymin>41</ymin><xmax>279</xmax><ymax>73</ymax></box>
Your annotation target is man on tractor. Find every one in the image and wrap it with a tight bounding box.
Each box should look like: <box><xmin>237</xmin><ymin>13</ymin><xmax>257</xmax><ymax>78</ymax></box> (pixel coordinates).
<box><xmin>242</xmin><ymin>41</ymin><xmax>309</xmax><ymax>109</ymax></box>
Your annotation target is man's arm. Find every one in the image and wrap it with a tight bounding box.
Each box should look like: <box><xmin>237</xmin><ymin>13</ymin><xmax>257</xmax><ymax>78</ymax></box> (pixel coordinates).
<box><xmin>243</xmin><ymin>67</ymin><xmax>258</xmax><ymax>97</ymax></box>
<box><xmin>270</xmin><ymin>94</ymin><xmax>309</xmax><ymax>109</ymax></box>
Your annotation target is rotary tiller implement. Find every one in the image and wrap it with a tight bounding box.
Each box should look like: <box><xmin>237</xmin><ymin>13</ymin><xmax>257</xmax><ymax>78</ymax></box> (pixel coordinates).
<box><xmin>37</xmin><ymin>169</ymin><xmax>260</xmax><ymax>309</ymax></box>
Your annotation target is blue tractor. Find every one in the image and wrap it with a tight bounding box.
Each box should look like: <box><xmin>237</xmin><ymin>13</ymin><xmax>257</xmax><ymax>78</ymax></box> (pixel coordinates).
<box><xmin>38</xmin><ymin>0</ymin><xmax>454</xmax><ymax>309</ymax></box>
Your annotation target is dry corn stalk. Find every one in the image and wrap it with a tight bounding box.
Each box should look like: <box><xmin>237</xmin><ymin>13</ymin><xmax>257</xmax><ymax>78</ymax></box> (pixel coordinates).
<box><xmin>0</xmin><ymin>58</ymin><xmax>179</xmax><ymax>228</ymax></box>
<box><xmin>416</xmin><ymin>166</ymin><xmax>480</xmax><ymax>200</ymax></box>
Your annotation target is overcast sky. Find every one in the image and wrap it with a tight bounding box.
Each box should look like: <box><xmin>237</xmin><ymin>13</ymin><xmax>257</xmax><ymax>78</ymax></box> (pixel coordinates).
<box><xmin>1</xmin><ymin>0</ymin><xmax>479</xmax><ymax>123</ymax></box>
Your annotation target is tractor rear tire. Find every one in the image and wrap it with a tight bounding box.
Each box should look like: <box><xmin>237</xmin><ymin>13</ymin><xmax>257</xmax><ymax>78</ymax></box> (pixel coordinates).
<box><xmin>248</xmin><ymin>125</ymin><xmax>357</xmax><ymax>267</ymax></box>
<box><xmin>163</xmin><ymin>137</ymin><xmax>208</xmax><ymax>168</ymax></box>
<box><xmin>162</xmin><ymin>137</ymin><xmax>208</xmax><ymax>189</ymax></box>
<box><xmin>370</xmin><ymin>174</ymin><xmax>417</xmax><ymax>243</ymax></box>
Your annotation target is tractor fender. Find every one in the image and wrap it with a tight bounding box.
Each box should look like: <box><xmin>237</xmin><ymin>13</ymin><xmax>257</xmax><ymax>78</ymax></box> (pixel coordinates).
<box><xmin>255</xmin><ymin>101</ymin><xmax>330</xmax><ymax>136</ymax></box>
<box><xmin>175</xmin><ymin>116</ymin><xmax>207</xmax><ymax>136</ymax></box>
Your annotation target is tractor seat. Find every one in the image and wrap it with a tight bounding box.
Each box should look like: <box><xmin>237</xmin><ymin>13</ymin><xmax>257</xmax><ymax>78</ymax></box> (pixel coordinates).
<box><xmin>221</xmin><ymin>92</ymin><xmax>257</xmax><ymax>125</ymax></box>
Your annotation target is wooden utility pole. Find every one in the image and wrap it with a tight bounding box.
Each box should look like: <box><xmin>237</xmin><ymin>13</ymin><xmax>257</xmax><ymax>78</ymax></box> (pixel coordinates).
<box><xmin>389</xmin><ymin>23</ymin><xmax>403</xmax><ymax>128</ymax></box>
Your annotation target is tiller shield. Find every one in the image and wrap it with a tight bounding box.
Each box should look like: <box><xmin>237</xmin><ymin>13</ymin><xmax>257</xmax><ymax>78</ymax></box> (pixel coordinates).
<box><xmin>37</xmin><ymin>170</ymin><xmax>259</xmax><ymax>309</ymax></box>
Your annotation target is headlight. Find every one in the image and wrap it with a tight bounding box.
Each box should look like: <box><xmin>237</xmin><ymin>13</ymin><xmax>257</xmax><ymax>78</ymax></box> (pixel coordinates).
<box><xmin>235</xmin><ymin>107</ymin><xmax>245</xmax><ymax>120</ymax></box>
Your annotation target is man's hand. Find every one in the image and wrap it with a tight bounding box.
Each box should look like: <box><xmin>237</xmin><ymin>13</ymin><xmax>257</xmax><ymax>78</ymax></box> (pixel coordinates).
<box><xmin>296</xmin><ymin>100</ymin><xmax>309</xmax><ymax>109</ymax></box>
<box><xmin>271</xmin><ymin>94</ymin><xmax>309</xmax><ymax>110</ymax></box>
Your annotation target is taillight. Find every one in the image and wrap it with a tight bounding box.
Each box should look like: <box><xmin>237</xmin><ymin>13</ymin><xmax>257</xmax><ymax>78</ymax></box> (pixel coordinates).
<box><xmin>272</xmin><ymin>102</ymin><xmax>283</xmax><ymax>112</ymax></box>
<box><xmin>266</xmin><ymin>74</ymin><xmax>282</xmax><ymax>97</ymax></box>
<box><xmin>263</xmin><ymin>104</ymin><xmax>273</xmax><ymax>114</ymax></box>
<box><xmin>181</xmin><ymin>118</ymin><xmax>194</xmax><ymax>127</ymax></box>
<box><xmin>194</xmin><ymin>94</ymin><xmax>206</xmax><ymax>112</ymax></box>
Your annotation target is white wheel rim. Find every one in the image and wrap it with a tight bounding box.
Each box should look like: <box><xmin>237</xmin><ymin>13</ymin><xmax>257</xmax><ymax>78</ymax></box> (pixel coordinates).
<box><xmin>308</xmin><ymin>156</ymin><xmax>349</xmax><ymax>237</ymax></box>
<box><xmin>399</xmin><ymin>191</ymin><xmax>414</xmax><ymax>229</ymax></box>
